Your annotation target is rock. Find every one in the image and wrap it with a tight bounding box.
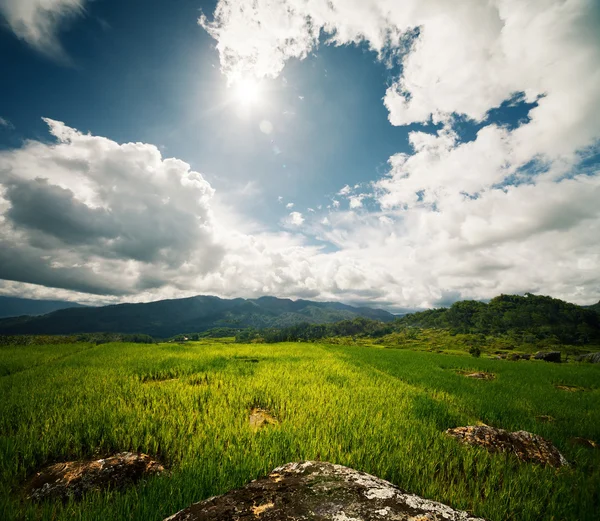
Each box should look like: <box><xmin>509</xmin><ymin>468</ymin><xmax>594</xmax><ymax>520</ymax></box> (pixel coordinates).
<box><xmin>576</xmin><ymin>352</ymin><xmax>600</xmax><ymax>363</ymax></box>
<box><xmin>26</xmin><ymin>452</ymin><xmax>164</xmax><ymax>502</ymax></box>
<box><xmin>249</xmin><ymin>408</ymin><xmax>279</xmax><ymax>430</ymax></box>
<box><xmin>164</xmin><ymin>461</ymin><xmax>486</xmax><ymax>521</ymax></box>
<box><xmin>464</xmin><ymin>372</ymin><xmax>495</xmax><ymax>380</ymax></box>
<box><xmin>569</xmin><ymin>437</ymin><xmax>598</xmax><ymax>449</ymax></box>
<box><xmin>554</xmin><ymin>384</ymin><xmax>586</xmax><ymax>392</ymax></box>
<box><xmin>446</xmin><ymin>425</ymin><xmax>568</xmax><ymax>468</ymax></box>
<box><xmin>535</xmin><ymin>415</ymin><xmax>555</xmax><ymax>423</ymax></box>
<box><xmin>533</xmin><ymin>351</ymin><xmax>561</xmax><ymax>363</ymax></box>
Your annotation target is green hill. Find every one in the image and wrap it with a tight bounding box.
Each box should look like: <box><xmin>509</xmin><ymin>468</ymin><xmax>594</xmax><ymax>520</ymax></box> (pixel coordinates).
<box><xmin>398</xmin><ymin>293</ymin><xmax>600</xmax><ymax>344</ymax></box>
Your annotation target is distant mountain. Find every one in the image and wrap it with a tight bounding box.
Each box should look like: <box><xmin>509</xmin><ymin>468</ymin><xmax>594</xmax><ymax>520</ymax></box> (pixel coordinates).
<box><xmin>586</xmin><ymin>301</ymin><xmax>600</xmax><ymax>313</ymax></box>
<box><xmin>0</xmin><ymin>296</ymin><xmax>87</xmax><ymax>319</ymax></box>
<box><xmin>0</xmin><ymin>295</ymin><xmax>394</xmax><ymax>337</ymax></box>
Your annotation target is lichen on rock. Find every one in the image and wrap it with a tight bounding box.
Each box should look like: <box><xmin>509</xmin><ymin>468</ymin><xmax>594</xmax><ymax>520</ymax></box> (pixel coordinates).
<box><xmin>164</xmin><ymin>461</ymin><xmax>486</xmax><ymax>520</ymax></box>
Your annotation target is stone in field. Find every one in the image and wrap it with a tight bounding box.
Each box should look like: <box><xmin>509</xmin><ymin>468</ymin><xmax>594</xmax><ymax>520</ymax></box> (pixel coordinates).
<box><xmin>463</xmin><ymin>372</ymin><xmax>495</xmax><ymax>380</ymax></box>
<box><xmin>164</xmin><ymin>461</ymin><xmax>486</xmax><ymax>521</ymax></box>
<box><xmin>446</xmin><ymin>425</ymin><xmax>568</xmax><ymax>468</ymax></box>
<box><xmin>26</xmin><ymin>452</ymin><xmax>164</xmax><ymax>502</ymax></box>
<box><xmin>533</xmin><ymin>351</ymin><xmax>561</xmax><ymax>363</ymax></box>
<box><xmin>576</xmin><ymin>352</ymin><xmax>600</xmax><ymax>363</ymax></box>
<box><xmin>569</xmin><ymin>437</ymin><xmax>598</xmax><ymax>449</ymax></box>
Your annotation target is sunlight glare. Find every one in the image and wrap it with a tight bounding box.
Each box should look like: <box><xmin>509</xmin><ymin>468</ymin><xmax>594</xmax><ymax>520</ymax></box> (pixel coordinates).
<box><xmin>233</xmin><ymin>77</ymin><xmax>262</xmax><ymax>106</ymax></box>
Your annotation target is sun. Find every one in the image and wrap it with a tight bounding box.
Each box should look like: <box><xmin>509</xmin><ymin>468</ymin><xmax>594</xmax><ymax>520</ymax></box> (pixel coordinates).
<box><xmin>233</xmin><ymin>77</ymin><xmax>262</xmax><ymax>106</ymax></box>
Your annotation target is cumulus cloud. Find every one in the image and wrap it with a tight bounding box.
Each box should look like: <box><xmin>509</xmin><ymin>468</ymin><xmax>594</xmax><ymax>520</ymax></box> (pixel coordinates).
<box><xmin>2</xmin><ymin>2</ymin><xmax>600</xmax><ymax>309</ymax></box>
<box><xmin>0</xmin><ymin>0</ymin><xmax>87</xmax><ymax>58</ymax></box>
<box><xmin>195</xmin><ymin>0</ymin><xmax>600</xmax><ymax>307</ymax></box>
<box><xmin>0</xmin><ymin>119</ymin><xmax>223</xmax><ymax>295</ymax></box>
<box><xmin>285</xmin><ymin>211</ymin><xmax>304</xmax><ymax>226</ymax></box>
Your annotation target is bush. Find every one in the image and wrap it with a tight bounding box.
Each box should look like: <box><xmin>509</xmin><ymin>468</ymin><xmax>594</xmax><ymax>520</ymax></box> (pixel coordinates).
<box><xmin>469</xmin><ymin>345</ymin><xmax>481</xmax><ymax>358</ymax></box>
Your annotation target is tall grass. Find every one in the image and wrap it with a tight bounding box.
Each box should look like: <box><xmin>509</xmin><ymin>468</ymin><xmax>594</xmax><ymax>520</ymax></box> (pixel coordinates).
<box><xmin>0</xmin><ymin>340</ymin><xmax>598</xmax><ymax>520</ymax></box>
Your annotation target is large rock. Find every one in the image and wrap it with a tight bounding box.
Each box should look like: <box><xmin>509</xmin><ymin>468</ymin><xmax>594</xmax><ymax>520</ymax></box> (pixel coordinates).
<box><xmin>164</xmin><ymin>461</ymin><xmax>485</xmax><ymax>521</ymax></box>
<box><xmin>533</xmin><ymin>351</ymin><xmax>561</xmax><ymax>363</ymax></box>
<box><xmin>576</xmin><ymin>352</ymin><xmax>600</xmax><ymax>363</ymax></box>
<box><xmin>26</xmin><ymin>452</ymin><xmax>164</xmax><ymax>502</ymax></box>
<box><xmin>446</xmin><ymin>425</ymin><xmax>568</xmax><ymax>468</ymax></box>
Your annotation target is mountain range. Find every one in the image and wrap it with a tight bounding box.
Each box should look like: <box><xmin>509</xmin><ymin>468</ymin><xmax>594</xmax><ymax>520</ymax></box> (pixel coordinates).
<box><xmin>0</xmin><ymin>295</ymin><xmax>394</xmax><ymax>338</ymax></box>
<box><xmin>0</xmin><ymin>296</ymin><xmax>87</xmax><ymax>319</ymax></box>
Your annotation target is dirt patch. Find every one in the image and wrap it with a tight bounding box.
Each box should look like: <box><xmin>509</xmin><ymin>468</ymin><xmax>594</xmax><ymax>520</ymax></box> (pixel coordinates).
<box><xmin>249</xmin><ymin>408</ymin><xmax>279</xmax><ymax>430</ymax></box>
<box><xmin>535</xmin><ymin>415</ymin><xmax>555</xmax><ymax>423</ymax></box>
<box><xmin>446</xmin><ymin>425</ymin><xmax>568</xmax><ymax>467</ymax></box>
<box><xmin>554</xmin><ymin>384</ymin><xmax>588</xmax><ymax>392</ymax></box>
<box><xmin>569</xmin><ymin>437</ymin><xmax>598</xmax><ymax>449</ymax></box>
<box><xmin>25</xmin><ymin>452</ymin><xmax>164</xmax><ymax>502</ymax></box>
<box><xmin>162</xmin><ymin>461</ymin><xmax>486</xmax><ymax>521</ymax></box>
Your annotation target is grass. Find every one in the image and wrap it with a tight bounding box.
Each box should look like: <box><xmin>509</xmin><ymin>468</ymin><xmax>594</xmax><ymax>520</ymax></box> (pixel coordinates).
<box><xmin>0</xmin><ymin>339</ymin><xmax>599</xmax><ymax>520</ymax></box>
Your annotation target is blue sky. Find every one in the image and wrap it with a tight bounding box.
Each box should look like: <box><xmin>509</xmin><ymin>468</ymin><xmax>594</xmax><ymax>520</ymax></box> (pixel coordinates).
<box><xmin>1</xmin><ymin>0</ymin><xmax>423</xmax><ymax>228</ymax></box>
<box><xmin>0</xmin><ymin>0</ymin><xmax>599</xmax><ymax>310</ymax></box>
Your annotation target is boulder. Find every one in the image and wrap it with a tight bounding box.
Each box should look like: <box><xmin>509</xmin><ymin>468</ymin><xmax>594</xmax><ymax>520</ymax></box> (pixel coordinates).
<box><xmin>446</xmin><ymin>425</ymin><xmax>567</xmax><ymax>468</ymax></box>
<box><xmin>26</xmin><ymin>452</ymin><xmax>164</xmax><ymax>502</ymax></box>
<box><xmin>533</xmin><ymin>351</ymin><xmax>561</xmax><ymax>363</ymax></box>
<box><xmin>576</xmin><ymin>352</ymin><xmax>600</xmax><ymax>363</ymax></box>
<box><xmin>164</xmin><ymin>461</ymin><xmax>486</xmax><ymax>521</ymax></box>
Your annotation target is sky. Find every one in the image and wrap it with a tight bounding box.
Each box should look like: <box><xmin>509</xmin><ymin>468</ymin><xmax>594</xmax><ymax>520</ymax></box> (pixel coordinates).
<box><xmin>0</xmin><ymin>0</ymin><xmax>599</xmax><ymax>311</ymax></box>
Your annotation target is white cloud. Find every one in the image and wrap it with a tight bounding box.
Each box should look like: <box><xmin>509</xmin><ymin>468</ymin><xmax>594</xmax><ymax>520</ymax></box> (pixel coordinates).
<box><xmin>0</xmin><ymin>119</ymin><xmax>222</xmax><ymax>295</ymax></box>
<box><xmin>286</xmin><ymin>202</ymin><xmax>294</xmax><ymax>209</ymax></box>
<box><xmin>0</xmin><ymin>117</ymin><xmax>14</xmax><ymax>129</ymax></box>
<box><xmin>0</xmin><ymin>0</ymin><xmax>88</xmax><ymax>59</ymax></box>
<box><xmin>193</xmin><ymin>0</ymin><xmax>600</xmax><ymax>307</ymax></box>
<box><xmin>286</xmin><ymin>211</ymin><xmax>304</xmax><ymax>226</ymax></box>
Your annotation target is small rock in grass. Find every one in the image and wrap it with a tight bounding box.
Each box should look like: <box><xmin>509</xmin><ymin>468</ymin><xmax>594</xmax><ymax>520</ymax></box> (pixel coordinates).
<box><xmin>554</xmin><ymin>384</ymin><xmax>586</xmax><ymax>392</ymax></box>
<box><xmin>464</xmin><ymin>372</ymin><xmax>495</xmax><ymax>380</ymax></box>
<box><xmin>446</xmin><ymin>425</ymin><xmax>568</xmax><ymax>468</ymax></box>
<box><xmin>535</xmin><ymin>415</ymin><xmax>555</xmax><ymax>423</ymax></box>
<box><xmin>249</xmin><ymin>407</ymin><xmax>279</xmax><ymax>430</ymax></box>
<box><xmin>163</xmin><ymin>461</ymin><xmax>486</xmax><ymax>521</ymax></box>
<box><xmin>26</xmin><ymin>452</ymin><xmax>164</xmax><ymax>502</ymax></box>
<box><xmin>569</xmin><ymin>437</ymin><xmax>598</xmax><ymax>449</ymax></box>
<box><xmin>534</xmin><ymin>351</ymin><xmax>561</xmax><ymax>363</ymax></box>
<box><xmin>575</xmin><ymin>352</ymin><xmax>600</xmax><ymax>363</ymax></box>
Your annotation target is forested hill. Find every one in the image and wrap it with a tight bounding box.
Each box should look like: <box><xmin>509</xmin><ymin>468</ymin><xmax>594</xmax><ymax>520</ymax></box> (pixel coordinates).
<box><xmin>243</xmin><ymin>294</ymin><xmax>600</xmax><ymax>345</ymax></box>
<box><xmin>587</xmin><ymin>301</ymin><xmax>600</xmax><ymax>313</ymax></box>
<box><xmin>397</xmin><ymin>294</ymin><xmax>600</xmax><ymax>344</ymax></box>
<box><xmin>0</xmin><ymin>295</ymin><xmax>393</xmax><ymax>338</ymax></box>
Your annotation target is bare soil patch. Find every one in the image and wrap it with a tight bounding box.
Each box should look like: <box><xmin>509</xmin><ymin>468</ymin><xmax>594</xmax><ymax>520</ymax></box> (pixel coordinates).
<box><xmin>249</xmin><ymin>408</ymin><xmax>279</xmax><ymax>430</ymax></box>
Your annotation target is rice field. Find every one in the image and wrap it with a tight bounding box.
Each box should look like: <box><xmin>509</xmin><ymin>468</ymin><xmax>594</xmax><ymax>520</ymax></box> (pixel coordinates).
<box><xmin>0</xmin><ymin>340</ymin><xmax>599</xmax><ymax>520</ymax></box>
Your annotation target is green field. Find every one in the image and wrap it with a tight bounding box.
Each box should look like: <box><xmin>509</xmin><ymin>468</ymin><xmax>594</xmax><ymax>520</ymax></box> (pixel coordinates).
<box><xmin>1</xmin><ymin>340</ymin><xmax>599</xmax><ymax>521</ymax></box>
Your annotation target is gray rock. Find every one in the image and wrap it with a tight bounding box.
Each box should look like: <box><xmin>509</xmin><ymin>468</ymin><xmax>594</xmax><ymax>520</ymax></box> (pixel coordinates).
<box><xmin>26</xmin><ymin>452</ymin><xmax>164</xmax><ymax>502</ymax></box>
<box><xmin>446</xmin><ymin>425</ymin><xmax>568</xmax><ymax>468</ymax></box>
<box><xmin>164</xmin><ymin>461</ymin><xmax>486</xmax><ymax>521</ymax></box>
<box><xmin>576</xmin><ymin>352</ymin><xmax>600</xmax><ymax>363</ymax></box>
<box><xmin>533</xmin><ymin>351</ymin><xmax>561</xmax><ymax>362</ymax></box>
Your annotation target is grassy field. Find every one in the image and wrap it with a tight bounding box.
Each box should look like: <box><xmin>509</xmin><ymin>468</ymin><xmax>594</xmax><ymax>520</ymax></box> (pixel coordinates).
<box><xmin>0</xmin><ymin>340</ymin><xmax>599</xmax><ymax>521</ymax></box>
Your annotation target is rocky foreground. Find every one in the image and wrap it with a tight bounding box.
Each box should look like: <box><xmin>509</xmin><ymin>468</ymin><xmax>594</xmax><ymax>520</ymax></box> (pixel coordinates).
<box><xmin>164</xmin><ymin>461</ymin><xmax>485</xmax><ymax>521</ymax></box>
